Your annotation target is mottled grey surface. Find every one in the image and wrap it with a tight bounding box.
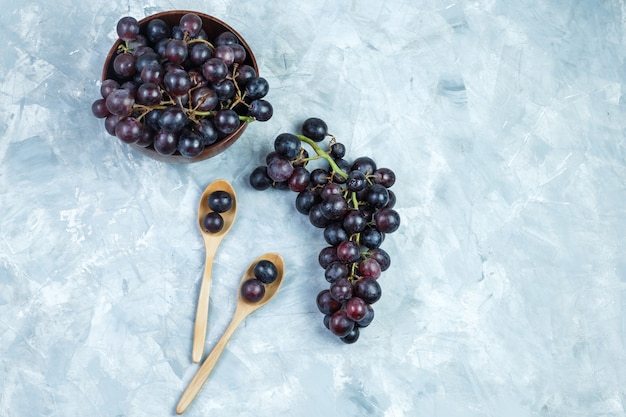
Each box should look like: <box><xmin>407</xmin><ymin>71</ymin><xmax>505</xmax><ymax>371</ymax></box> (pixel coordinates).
<box><xmin>1</xmin><ymin>0</ymin><xmax>625</xmax><ymax>416</ymax></box>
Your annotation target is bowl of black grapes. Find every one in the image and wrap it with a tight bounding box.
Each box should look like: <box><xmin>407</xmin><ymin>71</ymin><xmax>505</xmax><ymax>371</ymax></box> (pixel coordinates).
<box><xmin>91</xmin><ymin>11</ymin><xmax>273</xmax><ymax>163</ymax></box>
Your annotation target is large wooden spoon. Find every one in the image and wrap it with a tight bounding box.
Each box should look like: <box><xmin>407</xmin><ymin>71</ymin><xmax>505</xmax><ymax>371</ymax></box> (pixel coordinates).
<box><xmin>177</xmin><ymin>252</ymin><xmax>285</xmax><ymax>414</ymax></box>
<box><xmin>191</xmin><ymin>179</ymin><xmax>237</xmax><ymax>363</ymax></box>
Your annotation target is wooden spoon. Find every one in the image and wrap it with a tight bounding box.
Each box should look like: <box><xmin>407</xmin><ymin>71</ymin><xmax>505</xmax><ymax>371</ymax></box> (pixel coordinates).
<box><xmin>176</xmin><ymin>252</ymin><xmax>285</xmax><ymax>414</ymax></box>
<box><xmin>192</xmin><ymin>179</ymin><xmax>237</xmax><ymax>363</ymax></box>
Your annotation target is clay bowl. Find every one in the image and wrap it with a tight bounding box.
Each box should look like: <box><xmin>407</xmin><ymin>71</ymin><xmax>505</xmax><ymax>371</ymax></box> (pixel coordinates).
<box><xmin>101</xmin><ymin>10</ymin><xmax>258</xmax><ymax>163</ymax></box>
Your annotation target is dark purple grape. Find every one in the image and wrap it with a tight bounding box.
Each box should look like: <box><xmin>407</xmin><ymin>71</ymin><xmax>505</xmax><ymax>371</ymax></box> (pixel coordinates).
<box><xmin>105</xmin><ymin>89</ymin><xmax>134</xmax><ymax>116</ymax></box>
<box><xmin>163</xmin><ymin>68</ymin><xmax>191</xmax><ymax>96</ymax></box>
<box><xmin>207</xmin><ymin>190</ymin><xmax>233</xmax><ymax>213</ymax></box>
<box><xmin>373</xmin><ymin>168</ymin><xmax>396</xmax><ymax>188</ymax></box>
<box><xmin>230</xmin><ymin>43</ymin><xmax>247</xmax><ymax>64</ymax></box>
<box><xmin>248</xmin><ymin>100</ymin><xmax>273</xmax><ymax>121</ymax></box>
<box><xmin>342</xmin><ymin>210</ymin><xmax>367</xmax><ymax>234</ymax></box>
<box><xmin>115</xmin><ymin>117</ymin><xmax>143</xmax><ymax>144</ymax></box>
<box><xmin>188</xmin><ymin>69</ymin><xmax>206</xmax><ymax>87</ymax></box>
<box><xmin>267</xmin><ymin>155</ymin><xmax>294</xmax><ymax>182</ymax></box>
<box><xmin>195</xmin><ymin>118</ymin><xmax>219</xmax><ymax>145</ymax></box>
<box><xmin>368</xmin><ymin>248</ymin><xmax>390</xmax><ymax>272</ymax></box>
<box><xmin>104</xmin><ymin>115</ymin><xmax>119</xmax><ymax>136</ymax></box>
<box><xmin>145</xmin><ymin>109</ymin><xmax>162</xmax><ymax>130</ymax></box>
<box><xmin>100</xmin><ymin>79</ymin><xmax>120</xmax><ymax>98</ymax></box>
<box><xmin>328</xmin><ymin>309</ymin><xmax>354</xmax><ymax>337</ymax></box>
<box><xmin>140</xmin><ymin>63</ymin><xmax>164</xmax><ymax>84</ymax></box>
<box><xmin>292</xmin><ymin>148</ymin><xmax>310</xmax><ymax>168</ymax></box>
<box><xmin>135</xmin><ymin>51</ymin><xmax>160</xmax><ymax>73</ymax></box>
<box><xmin>253</xmin><ymin>260</ymin><xmax>277</xmax><ymax>284</ymax></box>
<box><xmin>340</xmin><ymin>326</ymin><xmax>360</xmax><ymax>344</ymax></box>
<box><xmin>361</xmin><ymin>226</ymin><xmax>384</xmax><ymax>249</ymax></box>
<box><xmin>330</xmin><ymin>142</ymin><xmax>346</xmax><ymax>159</ymax></box>
<box><xmin>295</xmin><ymin>190</ymin><xmax>320</xmax><ymax>215</ymax></box>
<box><xmin>158</xmin><ymin>107</ymin><xmax>187</xmax><ymax>132</ymax></box>
<box><xmin>154</xmin><ymin>38</ymin><xmax>169</xmax><ymax>57</ymax></box>
<box><xmin>309</xmin><ymin>204</ymin><xmax>331</xmax><ymax>228</ymax></box>
<box><xmin>310</xmin><ymin>168</ymin><xmax>330</xmax><ymax>186</ymax></box>
<box><xmin>336</xmin><ymin>240</ymin><xmax>362</xmax><ymax>264</ymax></box>
<box><xmin>366</xmin><ymin>184</ymin><xmax>390</xmax><ymax>208</ymax></box>
<box><xmin>354</xmin><ymin>277</ymin><xmax>381</xmax><ymax>304</ymax></box>
<box><xmin>345</xmin><ymin>297</ymin><xmax>367</xmax><ymax>322</ymax></box>
<box><xmin>213</xmin><ymin>109</ymin><xmax>240</xmax><ymax>134</ymax></box>
<box><xmin>179</xmin><ymin>13</ymin><xmax>203</xmax><ymax>37</ymax></box>
<box><xmin>320</xmin><ymin>194</ymin><xmax>349</xmax><ymax>221</ymax></box>
<box><xmin>240</xmin><ymin>278</ymin><xmax>265</xmax><ymax>303</ymax></box>
<box><xmin>164</xmin><ymin>39</ymin><xmax>188</xmax><ymax>65</ymax></box>
<box><xmin>153</xmin><ymin>130</ymin><xmax>178</xmax><ymax>155</ymax></box>
<box><xmin>202</xmin><ymin>211</ymin><xmax>224</xmax><ymax>233</ymax></box>
<box><xmin>330</xmin><ymin>278</ymin><xmax>353</xmax><ymax>303</ymax></box>
<box><xmin>202</xmin><ymin>58</ymin><xmax>228</xmax><ymax>84</ymax></box>
<box><xmin>374</xmin><ymin>208</ymin><xmax>401</xmax><ymax>234</ymax></box>
<box><xmin>346</xmin><ymin>170</ymin><xmax>367</xmax><ymax>192</ymax></box>
<box><xmin>317</xmin><ymin>289</ymin><xmax>342</xmax><ymax>315</ymax></box>
<box><xmin>117</xmin><ymin>16</ymin><xmax>139</xmax><ymax>41</ymax></box>
<box><xmin>215</xmin><ymin>31</ymin><xmax>239</xmax><ymax>46</ymax></box>
<box><xmin>213</xmin><ymin>80</ymin><xmax>236</xmax><ymax>101</ymax></box>
<box><xmin>352</xmin><ymin>156</ymin><xmax>377</xmax><ymax>175</ymax></box>
<box><xmin>288</xmin><ymin>167</ymin><xmax>310</xmax><ymax>192</ymax></box>
<box><xmin>302</xmin><ymin>117</ymin><xmax>327</xmax><ymax>142</ymax></box>
<box><xmin>120</xmin><ymin>80</ymin><xmax>139</xmax><ymax>96</ymax></box>
<box><xmin>135</xmin><ymin>126</ymin><xmax>154</xmax><ymax>148</ymax></box>
<box><xmin>235</xmin><ymin>64</ymin><xmax>257</xmax><ymax>86</ymax></box>
<box><xmin>320</xmin><ymin>184</ymin><xmax>342</xmax><ymax>201</ymax></box>
<box><xmin>212</xmin><ymin>45</ymin><xmax>235</xmax><ymax>66</ymax></box>
<box><xmin>91</xmin><ymin>99</ymin><xmax>109</xmax><ymax>118</ymax></box>
<box><xmin>385</xmin><ymin>190</ymin><xmax>396</xmax><ymax>209</ymax></box>
<box><xmin>136</xmin><ymin>82</ymin><xmax>162</xmax><ymax>106</ymax></box>
<box><xmin>131</xmin><ymin>43</ymin><xmax>151</xmax><ymax>57</ymax></box>
<box><xmin>324</xmin><ymin>261</ymin><xmax>349</xmax><ymax>283</ymax></box>
<box><xmin>274</xmin><ymin>133</ymin><xmax>301</xmax><ymax>158</ymax></box>
<box><xmin>357</xmin><ymin>304</ymin><xmax>375</xmax><ymax>327</ymax></box>
<box><xmin>189</xmin><ymin>43</ymin><xmax>212</xmax><ymax>65</ymax></box>
<box><xmin>113</xmin><ymin>53</ymin><xmax>136</xmax><ymax>78</ymax></box>
<box><xmin>249</xmin><ymin>166</ymin><xmax>272</xmax><ymax>190</ymax></box>
<box><xmin>324</xmin><ymin>223</ymin><xmax>349</xmax><ymax>246</ymax></box>
<box><xmin>191</xmin><ymin>87</ymin><xmax>218</xmax><ymax>112</ymax></box>
<box><xmin>272</xmin><ymin>178</ymin><xmax>290</xmax><ymax>190</ymax></box>
<box><xmin>318</xmin><ymin>246</ymin><xmax>338</xmax><ymax>269</ymax></box>
<box><xmin>145</xmin><ymin>18</ymin><xmax>169</xmax><ymax>44</ymax></box>
<box><xmin>177</xmin><ymin>130</ymin><xmax>204</xmax><ymax>158</ymax></box>
<box><xmin>170</xmin><ymin>25</ymin><xmax>184</xmax><ymax>40</ymax></box>
<box><xmin>358</xmin><ymin>258</ymin><xmax>381</xmax><ymax>279</ymax></box>
<box><xmin>244</xmin><ymin>77</ymin><xmax>269</xmax><ymax>99</ymax></box>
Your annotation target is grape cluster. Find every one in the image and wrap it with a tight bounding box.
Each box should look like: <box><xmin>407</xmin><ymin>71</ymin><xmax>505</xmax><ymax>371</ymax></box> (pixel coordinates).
<box><xmin>91</xmin><ymin>14</ymin><xmax>272</xmax><ymax>158</ymax></box>
<box><xmin>249</xmin><ymin>118</ymin><xmax>400</xmax><ymax>343</ymax></box>
<box><xmin>240</xmin><ymin>260</ymin><xmax>279</xmax><ymax>303</ymax></box>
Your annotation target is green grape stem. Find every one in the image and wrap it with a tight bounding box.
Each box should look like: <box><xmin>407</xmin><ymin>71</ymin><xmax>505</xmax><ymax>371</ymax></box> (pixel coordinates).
<box><xmin>296</xmin><ymin>134</ymin><xmax>349</xmax><ymax>179</ymax></box>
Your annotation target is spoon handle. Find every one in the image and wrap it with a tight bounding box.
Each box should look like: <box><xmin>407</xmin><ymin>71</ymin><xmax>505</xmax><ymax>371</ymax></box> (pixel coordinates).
<box><xmin>191</xmin><ymin>241</ymin><xmax>219</xmax><ymax>363</ymax></box>
<box><xmin>177</xmin><ymin>313</ymin><xmax>245</xmax><ymax>414</ymax></box>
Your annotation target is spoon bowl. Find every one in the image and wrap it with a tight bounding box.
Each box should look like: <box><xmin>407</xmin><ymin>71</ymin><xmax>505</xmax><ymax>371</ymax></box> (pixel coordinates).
<box><xmin>192</xmin><ymin>179</ymin><xmax>237</xmax><ymax>363</ymax></box>
<box><xmin>176</xmin><ymin>253</ymin><xmax>285</xmax><ymax>414</ymax></box>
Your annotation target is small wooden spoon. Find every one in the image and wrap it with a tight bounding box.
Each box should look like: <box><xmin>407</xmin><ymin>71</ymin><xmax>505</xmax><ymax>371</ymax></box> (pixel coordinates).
<box><xmin>192</xmin><ymin>179</ymin><xmax>237</xmax><ymax>363</ymax></box>
<box><xmin>176</xmin><ymin>252</ymin><xmax>285</xmax><ymax>414</ymax></box>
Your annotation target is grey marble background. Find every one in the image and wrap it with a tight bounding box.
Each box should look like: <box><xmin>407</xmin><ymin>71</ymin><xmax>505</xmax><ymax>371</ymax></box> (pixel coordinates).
<box><xmin>1</xmin><ymin>0</ymin><xmax>625</xmax><ymax>416</ymax></box>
